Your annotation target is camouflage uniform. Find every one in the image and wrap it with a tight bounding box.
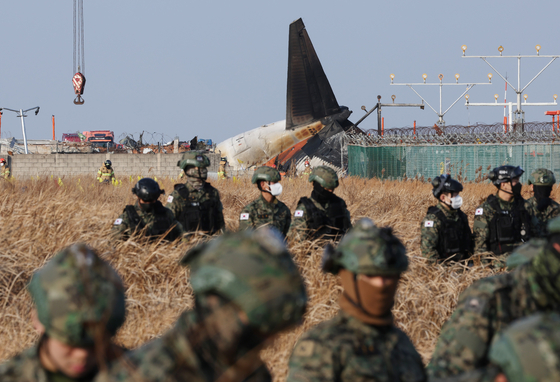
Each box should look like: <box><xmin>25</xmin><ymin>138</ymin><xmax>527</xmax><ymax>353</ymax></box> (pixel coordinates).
<box><xmin>427</xmin><ymin>217</ymin><xmax>560</xmax><ymax>381</ymax></box>
<box><xmin>239</xmin><ymin>195</ymin><xmax>291</xmax><ymax>237</ymax></box>
<box><xmin>525</xmin><ymin>168</ymin><xmax>560</xmax><ymax>238</ymax></box>
<box><xmin>288</xmin><ymin>219</ymin><xmax>426</xmax><ymax>382</ymax></box>
<box><xmin>239</xmin><ymin>166</ymin><xmax>291</xmax><ymax>237</ymax></box>
<box><xmin>112</xmin><ymin>200</ymin><xmax>185</xmax><ymax>241</ymax></box>
<box><xmin>488</xmin><ymin>312</ymin><xmax>560</xmax><ymax>382</ymax></box>
<box><xmin>97</xmin><ymin>164</ymin><xmax>115</xmax><ymax>183</ymax></box>
<box><xmin>166</xmin><ymin>152</ymin><xmax>225</xmax><ymax>235</ymax></box>
<box><xmin>96</xmin><ymin>228</ymin><xmax>307</xmax><ymax>382</ymax></box>
<box><xmin>0</xmin><ymin>244</ymin><xmax>126</xmax><ymax>382</ymax></box>
<box><xmin>287</xmin><ymin>166</ymin><xmax>351</xmax><ymax>242</ymax></box>
<box><xmin>525</xmin><ymin>196</ymin><xmax>560</xmax><ymax>237</ymax></box>
<box><xmin>421</xmin><ymin>201</ymin><xmax>472</xmax><ymax>263</ymax></box>
<box><xmin>473</xmin><ymin>193</ymin><xmax>531</xmax><ymax>255</ymax></box>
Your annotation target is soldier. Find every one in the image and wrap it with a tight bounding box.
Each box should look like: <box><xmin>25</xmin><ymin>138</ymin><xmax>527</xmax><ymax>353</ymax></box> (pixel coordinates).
<box><xmin>287</xmin><ymin>166</ymin><xmax>351</xmax><ymax>241</ymax></box>
<box><xmin>487</xmin><ymin>312</ymin><xmax>560</xmax><ymax>382</ymax></box>
<box><xmin>96</xmin><ymin>228</ymin><xmax>308</xmax><ymax>382</ymax></box>
<box><xmin>427</xmin><ymin>216</ymin><xmax>560</xmax><ymax>381</ymax></box>
<box><xmin>166</xmin><ymin>152</ymin><xmax>225</xmax><ymax>235</ymax></box>
<box><xmin>97</xmin><ymin>160</ymin><xmax>115</xmax><ymax>183</ymax></box>
<box><xmin>0</xmin><ymin>157</ymin><xmax>10</xmax><ymax>179</ymax></box>
<box><xmin>112</xmin><ymin>178</ymin><xmax>185</xmax><ymax>241</ymax></box>
<box><xmin>217</xmin><ymin>157</ymin><xmax>228</xmax><ymax>179</ymax></box>
<box><xmin>288</xmin><ymin>218</ymin><xmax>426</xmax><ymax>382</ymax></box>
<box><xmin>525</xmin><ymin>168</ymin><xmax>560</xmax><ymax>238</ymax></box>
<box><xmin>421</xmin><ymin>174</ymin><xmax>472</xmax><ymax>263</ymax></box>
<box><xmin>239</xmin><ymin>166</ymin><xmax>291</xmax><ymax>237</ymax></box>
<box><xmin>473</xmin><ymin>165</ymin><xmax>531</xmax><ymax>256</ymax></box>
<box><xmin>0</xmin><ymin>243</ymin><xmax>126</xmax><ymax>382</ymax></box>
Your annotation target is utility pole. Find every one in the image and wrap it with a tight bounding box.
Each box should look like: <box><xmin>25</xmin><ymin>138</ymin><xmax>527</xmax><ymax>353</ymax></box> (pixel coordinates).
<box><xmin>390</xmin><ymin>72</ymin><xmax>489</xmax><ymax>128</ymax></box>
<box><xmin>0</xmin><ymin>107</ymin><xmax>40</xmax><ymax>154</ymax></box>
<box><xmin>355</xmin><ymin>95</ymin><xmax>424</xmax><ymax>135</ymax></box>
<box><xmin>462</xmin><ymin>44</ymin><xmax>558</xmax><ymax>131</ymax></box>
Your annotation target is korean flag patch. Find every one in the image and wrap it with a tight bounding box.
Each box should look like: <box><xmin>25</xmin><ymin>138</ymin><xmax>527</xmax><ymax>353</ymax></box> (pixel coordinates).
<box><xmin>475</xmin><ymin>208</ymin><xmax>484</xmax><ymax>216</ymax></box>
<box><xmin>240</xmin><ymin>213</ymin><xmax>250</xmax><ymax>221</ymax></box>
<box><xmin>167</xmin><ymin>195</ymin><xmax>174</xmax><ymax>203</ymax></box>
<box><xmin>424</xmin><ymin>220</ymin><xmax>434</xmax><ymax>228</ymax></box>
<box><xmin>114</xmin><ymin>218</ymin><xmax>123</xmax><ymax>225</ymax></box>
<box><xmin>294</xmin><ymin>210</ymin><xmax>304</xmax><ymax>217</ymax></box>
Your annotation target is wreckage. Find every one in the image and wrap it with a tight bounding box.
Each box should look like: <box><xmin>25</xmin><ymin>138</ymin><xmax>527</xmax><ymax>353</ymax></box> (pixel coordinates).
<box><xmin>215</xmin><ymin>18</ymin><xmax>360</xmax><ymax>173</ymax></box>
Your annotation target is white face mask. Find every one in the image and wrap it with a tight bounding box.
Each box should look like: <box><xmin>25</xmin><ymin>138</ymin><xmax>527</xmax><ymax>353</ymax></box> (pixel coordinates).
<box><xmin>450</xmin><ymin>195</ymin><xmax>463</xmax><ymax>209</ymax></box>
<box><xmin>0</xmin><ymin>163</ymin><xmax>4</xmax><ymax>166</ymax></box>
<box><xmin>268</xmin><ymin>182</ymin><xmax>283</xmax><ymax>196</ymax></box>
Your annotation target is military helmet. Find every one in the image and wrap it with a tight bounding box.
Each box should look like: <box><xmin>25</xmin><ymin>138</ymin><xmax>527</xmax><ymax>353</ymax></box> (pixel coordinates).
<box><xmin>132</xmin><ymin>178</ymin><xmax>164</xmax><ymax>202</ymax></box>
<box><xmin>431</xmin><ymin>174</ymin><xmax>463</xmax><ymax>198</ymax></box>
<box><xmin>309</xmin><ymin>166</ymin><xmax>339</xmax><ymax>189</ymax></box>
<box><xmin>528</xmin><ymin>168</ymin><xmax>556</xmax><ymax>186</ymax></box>
<box><xmin>322</xmin><ymin>218</ymin><xmax>408</xmax><ymax>276</ymax></box>
<box><xmin>181</xmin><ymin>228</ymin><xmax>307</xmax><ymax>335</ymax></box>
<box><xmin>27</xmin><ymin>243</ymin><xmax>126</xmax><ymax>347</ymax></box>
<box><xmin>104</xmin><ymin>160</ymin><xmax>112</xmax><ymax>167</ymax></box>
<box><xmin>177</xmin><ymin>152</ymin><xmax>210</xmax><ymax>170</ymax></box>
<box><xmin>489</xmin><ymin>312</ymin><xmax>560</xmax><ymax>382</ymax></box>
<box><xmin>251</xmin><ymin>166</ymin><xmax>281</xmax><ymax>184</ymax></box>
<box><xmin>488</xmin><ymin>165</ymin><xmax>524</xmax><ymax>187</ymax></box>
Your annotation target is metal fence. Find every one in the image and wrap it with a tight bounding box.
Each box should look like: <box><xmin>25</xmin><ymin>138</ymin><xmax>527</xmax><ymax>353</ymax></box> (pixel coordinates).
<box><xmin>347</xmin><ymin>122</ymin><xmax>560</xmax><ymax>181</ymax></box>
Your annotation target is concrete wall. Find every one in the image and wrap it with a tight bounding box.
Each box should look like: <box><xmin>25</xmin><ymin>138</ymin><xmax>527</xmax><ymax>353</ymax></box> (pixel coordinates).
<box><xmin>5</xmin><ymin>153</ymin><xmax>221</xmax><ymax>177</ymax></box>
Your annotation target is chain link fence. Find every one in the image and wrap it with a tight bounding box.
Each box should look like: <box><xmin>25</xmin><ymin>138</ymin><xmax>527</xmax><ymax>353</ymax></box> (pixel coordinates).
<box><xmin>346</xmin><ymin>122</ymin><xmax>560</xmax><ymax>181</ymax></box>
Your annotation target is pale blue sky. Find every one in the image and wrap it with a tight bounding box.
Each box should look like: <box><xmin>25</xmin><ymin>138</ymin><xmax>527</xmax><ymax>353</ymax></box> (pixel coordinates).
<box><xmin>1</xmin><ymin>0</ymin><xmax>559</xmax><ymax>144</ymax></box>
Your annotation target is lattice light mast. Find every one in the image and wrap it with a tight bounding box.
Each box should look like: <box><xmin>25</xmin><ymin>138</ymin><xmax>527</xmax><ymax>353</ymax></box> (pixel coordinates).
<box><xmin>390</xmin><ymin>72</ymin><xmax>488</xmax><ymax>128</ymax></box>
<box><xmin>462</xmin><ymin>44</ymin><xmax>558</xmax><ymax>130</ymax></box>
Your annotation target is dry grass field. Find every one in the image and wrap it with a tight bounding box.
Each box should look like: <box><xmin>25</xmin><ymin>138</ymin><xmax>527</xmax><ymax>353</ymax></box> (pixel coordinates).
<box><xmin>0</xmin><ymin>174</ymin><xmax>548</xmax><ymax>380</ymax></box>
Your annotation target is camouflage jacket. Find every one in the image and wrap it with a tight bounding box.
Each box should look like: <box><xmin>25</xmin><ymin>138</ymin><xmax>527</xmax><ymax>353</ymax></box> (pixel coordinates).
<box><xmin>97</xmin><ymin>165</ymin><xmax>115</xmax><ymax>182</ymax></box>
<box><xmin>0</xmin><ymin>345</ymin><xmax>96</xmax><ymax>382</ymax></box>
<box><xmin>111</xmin><ymin>201</ymin><xmax>185</xmax><ymax>241</ymax></box>
<box><xmin>287</xmin><ymin>311</ymin><xmax>425</xmax><ymax>382</ymax></box>
<box><xmin>506</xmin><ymin>238</ymin><xmax>547</xmax><ymax>271</ymax></box>
<box><xmin>524</xmin><ymin>196</ymin><xmax>560</xmax><ymax>238</ymax></box>
<box><xmin>473</xmin><ymin>194</ymin><xmax>531</xmax><ymax>255</ymax></box>
<box><xmin>427</xmin><ymin>262</ymin><xmax>560</xmax><ymax>381</ymax></box>
<box><xmin>238</xmin><ymin>195</ymin><xmax>291</xmax><ymax>237</ymax></box>
<box><xmin>420</xmin><ymin>202</ymin><xmax>472</xmax><ymax>263</ymax></box>
<box><xmin>287</xmin><ymin>194</ymin><xmax>351</xmax><ymax>242</ymax></box>
<box><xmin>166</xmin><ymin>182</ymin><xmax>225</xmax><ymax>234</ymax></box>
<box><xmin>95</xmin><ymin>311</ymin><xmax>271</xmax><ymax>382</ymax></box>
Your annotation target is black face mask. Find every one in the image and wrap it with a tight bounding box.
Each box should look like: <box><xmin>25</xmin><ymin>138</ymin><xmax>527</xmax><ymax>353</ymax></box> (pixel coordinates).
<box><xmin>512</xmin><ymin>182</ymin><xmax>522</xmax><ymax>196</ymax></box>
<box><xmin>312</xmin><ymin>182</ymin><xmax>332</xmax><ymax>204</ymax></box>
<box><xmin>534</xmin><ymin>185</ymin><xmax>553</xmax><ymax>211</ymax></box>
<box><xmin>139</xmin><ymin>202</ymin><xmax>155</xmax><ymax>212</ymax></box>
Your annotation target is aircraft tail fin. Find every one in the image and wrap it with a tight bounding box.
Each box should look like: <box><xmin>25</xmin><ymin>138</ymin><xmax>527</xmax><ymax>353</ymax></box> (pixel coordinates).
<box><xmin>286</xmin><ymin>18</ymin><xmax>341</xmax><ymax>130</ymax></box>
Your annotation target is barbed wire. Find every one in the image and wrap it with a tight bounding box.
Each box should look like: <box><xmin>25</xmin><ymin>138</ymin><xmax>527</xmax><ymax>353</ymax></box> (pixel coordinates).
<box><xmin>345</xmin><ymin>121</ymin><xmax>560</xmax><ymax>146</ymax></box>
<box><xmin>117</xmin><ymin>132</ymin><xmax>178</xmax><ymax>146</ymax></box>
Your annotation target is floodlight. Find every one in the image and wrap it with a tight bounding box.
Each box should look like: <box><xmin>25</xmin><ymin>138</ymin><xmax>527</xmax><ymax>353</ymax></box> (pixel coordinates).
<box><xmin>390</xmin><ymin>73</ymin><xmax>395</xmax><ymax>83</ymax></box>
<box><xmin>494</xmin><ymin>94</ymin><xmax>499</xmax><ymax>102</ymax></box>
<box><xmin>524</xmin><ymin>94</ymin><xmax>528</xmax><ymax>101</ymax></box>
<box><xmin>465</xmin><ymin>94</ymin><xmax>470</xmax><ymax>102</ymax></box>
<box><xmin>536</xmin><ymin>44</ymin><xmax>541</xmax><ymax>55</ymax></box>
<box><xmin>498</xmin><ymin>46</ymin><xmax>504</xmax><ymax>55</ymax></box>
<box><xmin>455</xmin><ymin>73</ymin><xmax>460</xmax><ymax>83</ymax></box>
<box><xmin>487</xmin><ymin>73</ymin><xmax>493</xmax><ymax>83</ymax></box>
<box><xmin>438</xmin><ymin>73</ymin><xmax>444</xmax><ymax>82</ymax></box>
<box><xmin>422</xmin><ymin>73</ymin><xmax>427</xmax><ymax>83</ymax></box>
<box><xmin>554</xmin><ymin>94</ymin><xmax>558</xmax><ymax>101</ymax></box>
<box><xmin>391</xmin><ymin>95</ymin><xmax>396</xmax><ymax>103</ymax></box>
<box><xmin>461</xmin><ymin>45</ymin><xmax>467</xmax><ymax>56</ymax></box>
